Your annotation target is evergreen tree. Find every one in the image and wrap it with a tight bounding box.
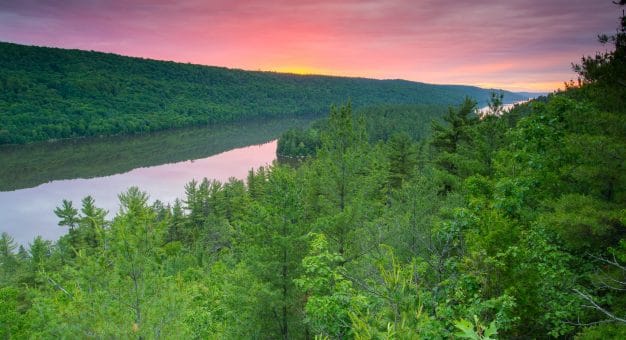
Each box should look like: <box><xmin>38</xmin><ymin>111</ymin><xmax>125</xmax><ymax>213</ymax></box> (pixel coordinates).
<box><xmin>387</xmin><ymin>132</ymin><xmax>417</xmax><ymax>189</ymax></box>
<box><xmin>430</xmin><ymin>97</ymin><xmax>479</xmax><ymax>193</ymax></box>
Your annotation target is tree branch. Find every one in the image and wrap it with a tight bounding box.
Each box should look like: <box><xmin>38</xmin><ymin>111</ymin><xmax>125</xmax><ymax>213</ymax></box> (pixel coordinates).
<box><xmin>574</xmin><ymin>288</ymin><xmax>626</xmax><ymax>324</ymax></box>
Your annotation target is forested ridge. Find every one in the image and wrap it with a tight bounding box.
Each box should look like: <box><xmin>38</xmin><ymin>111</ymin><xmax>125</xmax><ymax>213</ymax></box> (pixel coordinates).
<box><xmin>277</xmin><ymin>104</ymin><xmax>452</xmax><ymax>158</ymax></box>
<box><xmin>0</xmin><ymin>42</ymin><xmax>531</xmax><ymax>145</ymax></box>
<box><xmin>1</xmin><ymin>6</ymin><xmax>625</xmax><ymax>339</ymax></box>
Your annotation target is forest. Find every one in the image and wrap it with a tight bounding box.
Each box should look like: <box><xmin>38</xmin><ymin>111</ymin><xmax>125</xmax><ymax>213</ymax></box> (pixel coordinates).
<box><xmin>1</xmin><ymin>6</ymin><xmax>625</xmax><ymax>340</ymax></box>
<box><xmin>0</xmin><ymin>42</ymin><xmax>531</xmax><ymax>145</ymax></box>
<box><xmin>277</xmin><ymin>104</ymin><xmax>452</xmax><ymax>158</ymax></box>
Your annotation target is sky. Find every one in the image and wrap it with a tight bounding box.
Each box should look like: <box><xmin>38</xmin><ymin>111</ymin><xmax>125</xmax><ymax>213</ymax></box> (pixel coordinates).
<box><xmin>0</xmin><ymin>0</ymin><xmax>620</xmax><ymax>92</ymax></box>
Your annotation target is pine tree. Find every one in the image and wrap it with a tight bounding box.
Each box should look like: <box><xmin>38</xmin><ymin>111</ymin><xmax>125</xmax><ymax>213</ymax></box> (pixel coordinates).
<box><xmin>387</xmin><ymin>132</ymin><xmax>417</xmax><ymax>189</ymax></box>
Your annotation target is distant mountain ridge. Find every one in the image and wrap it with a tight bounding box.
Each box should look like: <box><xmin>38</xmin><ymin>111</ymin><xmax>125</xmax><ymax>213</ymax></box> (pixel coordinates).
<box><xmin>0</xmin><ymin>41</ymin><xmax>533</xmax><ymax>144</ymax></box>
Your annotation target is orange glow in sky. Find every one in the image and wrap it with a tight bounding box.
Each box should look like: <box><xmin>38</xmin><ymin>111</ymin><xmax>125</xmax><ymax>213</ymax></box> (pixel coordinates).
<box><xmin>0</xmin><ymin>0</ymin><xmax>620</xmax><ymax>92</ymax></box>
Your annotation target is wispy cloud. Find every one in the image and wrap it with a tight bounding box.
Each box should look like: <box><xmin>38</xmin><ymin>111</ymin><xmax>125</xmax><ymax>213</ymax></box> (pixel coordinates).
<box><xmin>0</xmin><ymin>0</ymin><xmax>619</xmax><ymax>91</ymax></box>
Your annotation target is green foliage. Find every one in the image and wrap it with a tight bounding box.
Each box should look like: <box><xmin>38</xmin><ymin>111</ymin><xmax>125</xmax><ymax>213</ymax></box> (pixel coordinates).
<box><xmin>2</xmin><ymin>83</ymin><xmax>624</xmax><ymax>337</ymax></box>
<box><xmin>277</xmin><ymin>127</ymin><xmax>322</xmax><ymax>158</ymax></box>
<box><xmin>185</xmin><ymin>261</ymin><xmax>271</xmax><ymax>338</ymax></box>
<box><xmin>387</xmin><ymin>132</ymin><xmax>417</xmax><ymax>188</ymax></box>
<box><xmin>576</xmin><ymin>323</ymin><xmax>626</xmax><ymax>339</ymax></box>
<box><xmin>572</xmin><ymin>4</ymin><xmax>625</xmax><ymax>88</ymax></box>
<box><xmin>277</xmin><ymin>104</ymin><xmax>450</xmax><ymax>159</ymax></box>
<box><xmin>296</xmin><ymin>233</ymin><xmax>363</xmax><ymax>339</ymax></box>
<box><xmin>2</xmin><ymin>12</ymin><xmax>626</xmax><ymax>335</ymax></box>
<box><xmin>54</xmin><ymin>199</ymin><xmax>79</xmax><ymax>229</ymax></box>
<box><xmin>455</xmin><ymin>317</ymin><xmax>498</xmax><ymax>340</ymax></box>
<box><xmin>0</xmin><ymin>286</ymin><xmax>28</xmax><ymax>338</ymax></box>
<box><xmin>485</xmin><ymin>91</ymin><xmax>504</xmax><ymax>117</ymax></box>
<box><xmin>430</xmin><ymin>97</ymin><xmax>480</xmax><ymax>193</ymax></box>
<box><xmin>541</xmin><ymin>194</ymin><xmax>623</xmax><ymax>252</ymax></box>
<box><xmin>0</xmin><ymin>42</ymin><xmax>527</xmax><ymax>145</ymax></box>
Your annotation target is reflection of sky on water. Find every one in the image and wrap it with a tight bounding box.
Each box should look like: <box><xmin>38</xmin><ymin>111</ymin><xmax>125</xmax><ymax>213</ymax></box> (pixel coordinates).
<box><xmin>0</xmin><ymin>140</ymin><xmax>277</xmax><ymax>245</ymax></box>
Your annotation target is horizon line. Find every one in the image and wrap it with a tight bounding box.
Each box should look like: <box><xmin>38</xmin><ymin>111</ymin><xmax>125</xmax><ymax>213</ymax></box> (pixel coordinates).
<box><xmin>1</xmin><ymin>39</ymin><xmax>551</xmax><ymax>94</ymax></box>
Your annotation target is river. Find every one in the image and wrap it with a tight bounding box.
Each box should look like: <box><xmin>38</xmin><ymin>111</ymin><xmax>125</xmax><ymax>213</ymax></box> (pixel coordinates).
<box><xmin>0</xmin><ymin>117</ymin><xmax>314</xmax><ymax>245</ymax></box>
<box><xmin>0</xmin><ymin>100</ymin><xmax>531</xmax><ymax>245</ymax></box>
<box><xmin>478</xmin><ymin>99</ymin><xmax>531</xmax><ymax>116</ymax></box>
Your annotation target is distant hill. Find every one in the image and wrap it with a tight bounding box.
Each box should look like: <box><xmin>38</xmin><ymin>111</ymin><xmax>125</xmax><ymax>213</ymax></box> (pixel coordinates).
<box><xmin>0</xmin><ymin>42</ymin><xmax>531</xmax><ymax>144</ymax></box>
<box><xmin>513</xmin><ymin>91</ymin><xmax>547</xmax><ymax>99</ymax></box>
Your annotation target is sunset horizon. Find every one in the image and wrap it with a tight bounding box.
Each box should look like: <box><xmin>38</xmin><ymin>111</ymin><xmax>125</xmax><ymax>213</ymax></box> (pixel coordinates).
<box><xmin>2</xmin><ymin>1</ymin><xmax>626</xmax><ymax>337</ymax></box>
<box><xmin>0</xmin><ymin>39</ymin><xmax>555</xmax><ymax>95</ymax></box>
<box><xmin>0</xmin><ymin>0</ymin><xmax>619</xmax><ymax>93</ymax></box>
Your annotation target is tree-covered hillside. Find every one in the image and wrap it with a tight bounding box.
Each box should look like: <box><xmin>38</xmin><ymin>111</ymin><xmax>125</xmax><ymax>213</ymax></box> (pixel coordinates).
<box><xmin>2</xmin><ymin>82</ymin><xmax>624</xmax><ymax>337</ymax></box>
<box><xmin>1</xmin><ymin>4</ymin><xmax>624</xmax><ymax>339</ymax></box>
<box><xmin>277</xmin><ymin>104</ymin><xmax>451</xmax><ymax>158</ymax></box>
<box><xmin>0</xmin><ymin>42</ymin><xmax>531</xmax><ymax>144</ymax></box>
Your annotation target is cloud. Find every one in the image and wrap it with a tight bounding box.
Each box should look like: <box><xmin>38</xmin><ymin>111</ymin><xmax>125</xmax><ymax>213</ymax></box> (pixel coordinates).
<box><xmin>0</xmin><ymin>0</ymin><xmax>620</xmax><ymax>91</ymax></box>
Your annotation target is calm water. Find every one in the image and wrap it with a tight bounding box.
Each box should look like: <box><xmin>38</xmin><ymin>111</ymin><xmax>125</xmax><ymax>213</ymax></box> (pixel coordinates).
<box><xmin>0</xmin><ymin>116</ymin><xmax>315</xmax><ymax>245</ymax></box>
<box><xmin>0</xmin><ymin>140</ymin><xmax>277</xmax><ymax>245</ymax></box>
<box><xmin>478</xmin><ymin>100</ymin><xmax>529</xmax><ymax>116</ymax></box>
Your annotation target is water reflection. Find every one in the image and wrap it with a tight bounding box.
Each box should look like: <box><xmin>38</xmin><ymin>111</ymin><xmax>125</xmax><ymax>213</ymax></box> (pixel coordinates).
<box><xmin>0</xmin><ymin>141</ymin><xmax>277</xmax><ymax>245</ymax></box>
<box><xmin>0</xmin><ymin>116</ymin><xmax>314</xmax><ymax>191</ymax></box>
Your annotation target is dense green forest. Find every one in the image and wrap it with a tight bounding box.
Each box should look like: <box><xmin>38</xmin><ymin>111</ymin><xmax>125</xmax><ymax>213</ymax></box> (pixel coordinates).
<box><xmin>277</xmin><ymin>104</ymin><xmax>450</xmax><ymax>158</ymax></box>
<box><xmin>4</xmin><ymin>86</ymin><xmax>625</xmax><ymax>337</ymax></box>
<box><xmin>1</xmin><ymin>7</ymin><xmax>625</xmax><ymax>339</ymax></box>
<box><xmin>276</xmin><ymin>98</ymin><xmax>542</xmax><ymax>159</ymax></box>
<box><xmin>0</xmin><ymin>42</ymin><xmax>532</xmax><ymax>145</ymax></box>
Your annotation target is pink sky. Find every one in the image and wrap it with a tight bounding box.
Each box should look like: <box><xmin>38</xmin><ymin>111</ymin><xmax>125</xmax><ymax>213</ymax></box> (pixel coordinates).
<box><xmin>0</xmin><ymin>0</ymin><xmax>620</xmax><ymax>92</ymax></box>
